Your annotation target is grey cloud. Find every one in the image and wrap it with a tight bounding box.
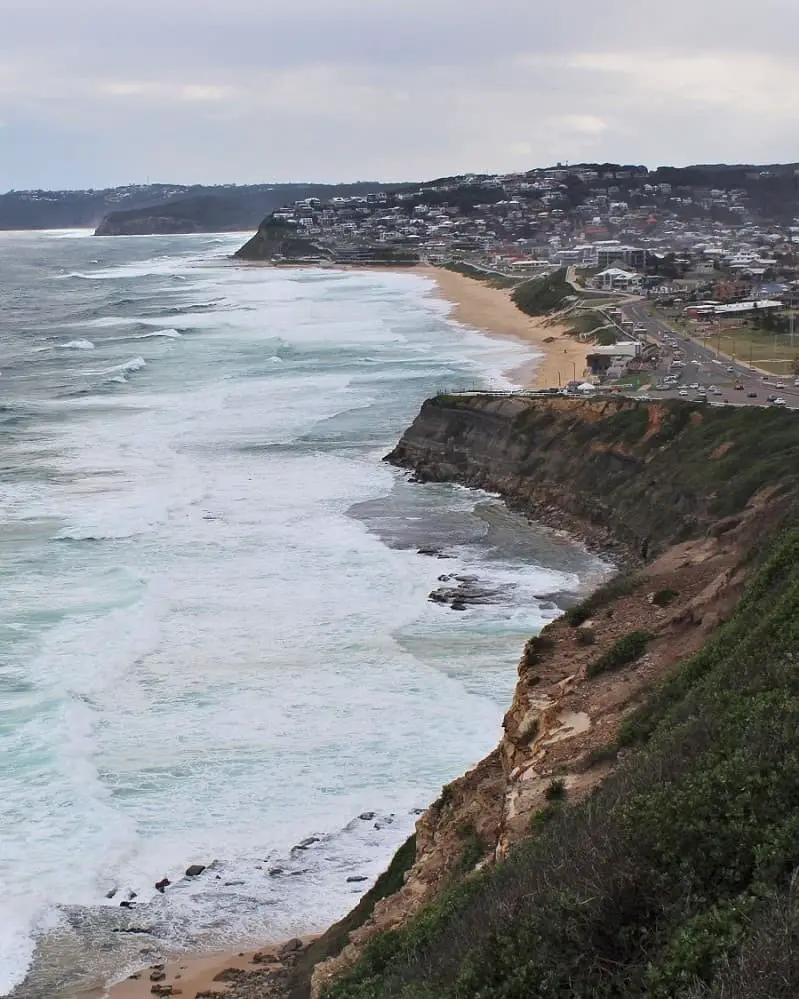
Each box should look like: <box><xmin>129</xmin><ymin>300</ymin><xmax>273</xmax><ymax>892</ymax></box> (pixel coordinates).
<box><xmin>1</xmin><ymin>0</ymin><xmax>798</xmax><ymax>189</ymax></box>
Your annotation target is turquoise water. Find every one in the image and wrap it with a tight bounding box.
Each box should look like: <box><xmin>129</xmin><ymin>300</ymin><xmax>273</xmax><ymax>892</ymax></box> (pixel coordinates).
<box><xmin>0</xmin><ymin>231</ymin><xmax>605</xmax><ymax>997</ymax></box>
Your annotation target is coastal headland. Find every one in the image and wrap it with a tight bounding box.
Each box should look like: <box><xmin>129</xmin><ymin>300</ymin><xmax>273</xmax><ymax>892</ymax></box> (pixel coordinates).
<box><xmin>83</xmin><ymin>391</ymin><xmax>799</xmax><ymax>999</ymax></box>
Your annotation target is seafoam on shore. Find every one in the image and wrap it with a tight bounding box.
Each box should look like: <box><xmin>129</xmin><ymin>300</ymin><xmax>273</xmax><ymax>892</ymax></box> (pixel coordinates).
<box><xmin>0</xmin><ymin>231</ymin><xmax>607</xmax><ymax>998</ymax></box>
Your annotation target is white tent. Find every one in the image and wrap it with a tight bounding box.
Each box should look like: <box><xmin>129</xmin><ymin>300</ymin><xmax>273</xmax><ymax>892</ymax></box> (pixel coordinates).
<box><xmin>577</xmin><ymin>382</ymin><xmax>597</xmax><ymax>393</ymax></box>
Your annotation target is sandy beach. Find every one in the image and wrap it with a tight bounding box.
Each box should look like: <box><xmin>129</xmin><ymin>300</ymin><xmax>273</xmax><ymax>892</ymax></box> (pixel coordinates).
<box><xmin>75</xmin><ymin>937</ymin><xmax>315</xmax><ymax>999</ymax></box>
<box><xmin>414</xmin><ymin>266</ymin><xmax>589</xmax><ymax>389</ymax></box>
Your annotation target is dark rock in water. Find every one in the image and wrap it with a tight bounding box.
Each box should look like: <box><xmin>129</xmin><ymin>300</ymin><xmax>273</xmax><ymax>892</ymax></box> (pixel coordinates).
<box><xmin>358</xmin><ymin>811</ymin><xmax>376</xmax><ymax>821</ymax></box>
<box><xmin>150</xmin><ymin>970</ymin><xmax>167</xmax><ymax>982</ymax></box>
<box><xmin>128</xmin><ymin>890</ymin><xmax>138</xmax><ymax>899</ymax></box>
<box><xmin>429</xmin><ymin>576</ymin><xmax>511</xmax><ymax>610</ymax></box>
<box><xmin>292</xmin><ymin>836</ymin><xmax>320</xmax><ymax>851</ymax></box>
<box><xmin>428</xmin><ymin>589</ymin><xmax>451</xmax><ymax>604</ymax></box>
<box><xmin>155</xmin><ymin>878</ymin><xmax>170</xmax><ymax>893</ymax></box>
<box><xmin>119</xmin><ymin>900</ymin><xmax>136</xmax><ymax>908</ymax></box>
<box><xmin>105</xmin><ymin>888</ymin><xmax>118</xmax><ymax>899</ymax></box>
<box><xmin>185</xmin><ymin>864</ymin><xmax>206</xmax><ymax>877</ymax></box>
<box><xmin>410</xmin><ymin>807</ymin><xmax>425</xmax><ymax>815</ymax></box>
<box><xmin>347</xmin><ymin>875</ymin><xmax>369</xmax><ymax>883</ymax></box>
<box><xmin>279</xmin><ymin>938</ymin><xmax>304</xmax><ymax>957</ymax></box>
<box><xmin>268</xmin><ymin>867</ymin><xmax>285</xmax><ymax>877</ymax></box>
<box><xmin>113</xmin><ymin>926</ymin><xmax>155</xmax><ymax>934</ymax></box>
<box><xmin>287</xmin><ymin>868</ymin><xmax>309</xmax><ymax>877</ymax></box>
<box><xmin>418</xmin><ymin>546</ymin><xmax>455</xmax><ymax>558</ymax></box>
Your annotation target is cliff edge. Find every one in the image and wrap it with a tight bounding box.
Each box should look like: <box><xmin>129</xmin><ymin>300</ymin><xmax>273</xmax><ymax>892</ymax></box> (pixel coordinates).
<box><xmin>303</xmin><ymin>394</ymin><xmax>799</xmax><ymax>999</ymax></box>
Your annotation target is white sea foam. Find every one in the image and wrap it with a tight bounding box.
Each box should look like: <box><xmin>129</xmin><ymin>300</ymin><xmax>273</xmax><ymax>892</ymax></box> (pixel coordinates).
<box><xmin>131</xmin><ymin>328</ymin><xmax>182</xmax><ymax>340</ymax></box>
<box><xmin>58</xmin><ymin>339</ymin><xmax>95</xmax><ymax>350</ymax></box>
<box><xmin>0</xmin><ymin>238</ymin><xmax>604</xmax><ymax>994</ymax></box>
<box><xmin>104</xmin><ymin>356</ymin><xmax>147</xmax><ymax>375</ymax></box>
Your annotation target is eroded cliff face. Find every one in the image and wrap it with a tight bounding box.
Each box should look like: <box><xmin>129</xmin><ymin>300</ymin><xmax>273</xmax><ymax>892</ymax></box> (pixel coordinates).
<box><xmin>310</xmin><ymin>394</ymin><xmax>794</xmax><ymax>997</ymax></box>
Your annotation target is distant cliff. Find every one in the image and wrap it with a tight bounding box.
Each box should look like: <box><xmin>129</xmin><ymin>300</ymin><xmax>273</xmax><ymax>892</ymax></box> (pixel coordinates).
<box><xmin>0</xmin><ymin>182</ymin><xmax>396</xmax><ymax>233</ymax></box>
<box><xmin>94</xmin><ymin>183</ymin><xmax>396</xmax><ymax>236</ymax></box>
<box><xmin>296</xmin><ymin>394</ymin><xmax>799</xmax><ymax>999</ymax></box>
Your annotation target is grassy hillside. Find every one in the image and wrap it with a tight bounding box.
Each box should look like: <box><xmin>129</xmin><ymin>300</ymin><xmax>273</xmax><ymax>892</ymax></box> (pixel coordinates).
<box><xmin>511</xmin><ymin>267</ymin><xmax>573</xmax><ymax>316</ymax></box>
<box><xmin>323</xmin><ymin>525</ymin><xmax>799</xmax><ymax>998</ymax></box>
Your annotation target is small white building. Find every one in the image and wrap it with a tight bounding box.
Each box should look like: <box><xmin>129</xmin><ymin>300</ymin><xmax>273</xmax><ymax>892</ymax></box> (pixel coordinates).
<box><xmin>595</xmin><ymin>268</ymin><xmax>643</xmax><ymax>293</ymax></box>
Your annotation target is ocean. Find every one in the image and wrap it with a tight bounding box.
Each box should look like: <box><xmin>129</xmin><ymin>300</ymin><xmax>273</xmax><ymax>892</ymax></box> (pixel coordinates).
<box><xmin>0</xmin><ymin>231</ymin><xmax>606</xmax><ymax>997</ymax></box>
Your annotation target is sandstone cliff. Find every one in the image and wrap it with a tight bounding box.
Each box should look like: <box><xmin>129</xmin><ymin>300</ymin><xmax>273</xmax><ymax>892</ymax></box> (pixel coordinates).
<box><xmin>308</xmin><ymin>394</ymin><xmax>799</xmax><ymax>997</ymax></box>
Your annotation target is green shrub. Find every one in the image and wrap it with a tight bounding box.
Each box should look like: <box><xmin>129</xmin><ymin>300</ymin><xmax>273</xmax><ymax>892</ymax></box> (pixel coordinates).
<box><xmin>456</xmin><ymin>823</ymin><xmax>485</xmax><ymax>872</ymax></box>
<box><xmin>564</xmin><ymin>574</ymin><xmax>641</xmax><ymax>627</ymax></box>
<box><xmin>575</xmin><ymin>627</ymin><xmax>597</xmax><ymax>646</ymax></box>
<box><xmin>544</xmin><ymin>778</ymin><xmax>567</xmax><ymax>801</ymax></box>
<box><xmin>652</xmin><ymin>588</ymin><xmax>679</xmax><ymax>607</ymax></box>
<box><xmin>587</xmin><ymin>630</ymin><xmax>653</xmax><ymax>678</ymax></box>
<box><xmin>579</xmin><ymin>743</ymin><xmax>619</xmax><ymax>770</ymax></box>
<box><xmin>522</xmin><ymin>632</ymin><xmax>556</xmax><ymax>666</ymax></box>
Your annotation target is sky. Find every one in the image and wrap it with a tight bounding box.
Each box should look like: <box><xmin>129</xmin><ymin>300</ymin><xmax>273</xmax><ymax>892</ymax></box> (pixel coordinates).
<box><xmin>2</xmin><ymin>0</ymin><xmax>799</xmax><ymax>190</ymax></box>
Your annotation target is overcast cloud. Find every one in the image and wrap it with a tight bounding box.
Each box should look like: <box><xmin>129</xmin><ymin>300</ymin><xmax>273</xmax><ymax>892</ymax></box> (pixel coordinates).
<box><xmin>1</xmin><ymin>0</ymin><xmax>798</xmax><ymax>189</ymax></box>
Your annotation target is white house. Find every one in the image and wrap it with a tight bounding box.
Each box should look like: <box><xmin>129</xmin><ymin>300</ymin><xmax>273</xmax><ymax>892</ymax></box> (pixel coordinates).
<box><xmin>595</xmin><ymin>268</ymin><xmax>643</xmax><ymax>293</ymax></box>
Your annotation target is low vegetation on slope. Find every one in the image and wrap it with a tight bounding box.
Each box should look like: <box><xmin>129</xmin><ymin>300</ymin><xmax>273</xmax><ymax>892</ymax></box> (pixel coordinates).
<box><xmin>324</xmin><ymin>526</ymin><xmax>799</xmax><ymax>998</ymax></box>
<box><xmin>511</xmin><ymin>267</ymin><xmax>573</xmax><ymax>316</ymax></box>
<box><xmin>442</xmin><ymin>261</ymin><xmax>520</xmax><ymax>289</ymax></box>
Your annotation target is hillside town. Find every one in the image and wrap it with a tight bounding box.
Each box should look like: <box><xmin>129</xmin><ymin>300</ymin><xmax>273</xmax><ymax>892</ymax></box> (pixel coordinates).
<box><xmin>237</xmin><ymin>162</ymin><xmax>799</xmax><ymax>405</ymax></box>
<box><xmin>241</xmin><ymin>162</ymin><xmax>799</xmax><ymax>305</ymax></box>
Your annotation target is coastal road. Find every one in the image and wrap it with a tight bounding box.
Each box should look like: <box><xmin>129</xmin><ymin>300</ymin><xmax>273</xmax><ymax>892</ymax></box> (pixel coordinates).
<box><xmin>622</xmin><ymin>300</ymin><xmax>799</xmax><ymax>408</ymax></box>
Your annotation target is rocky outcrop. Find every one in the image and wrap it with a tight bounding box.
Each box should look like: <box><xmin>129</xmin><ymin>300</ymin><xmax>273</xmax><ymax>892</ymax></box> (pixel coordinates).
<box><xmin>309</xmin><ymin>394</ymin><xmax>799</xmax><ymax>997</ymax></box>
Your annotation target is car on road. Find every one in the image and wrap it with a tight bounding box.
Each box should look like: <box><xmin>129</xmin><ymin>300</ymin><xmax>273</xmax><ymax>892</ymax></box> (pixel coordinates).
<box><xmin>776</xmin><ymin>382</ymin><xmax>786</xmax><ymax>389</ymax></box>
<box><xmin>773</xmin><ymin>397</ymin><xmax>787</xmax><ymax>406</ymax></box>
<box><xmin>767</xmin><ymin>394</ymin><xmax>778</xmax><ymax>402</ymax></box>
<box><xmin>689</xmin><ymin>383</ymin><xmax>700</xmax><ymax>390</ymax></box>
<box><xmin>727</xmin><ymin>366</ymin><xmax>735</xmax><ymax>373</ymax></box>
<box><xmin>747</xmin><ymin>392</ymin><xmax>757</xmax><ymax>398</ymax></box>
<box><xmin>678</xmin><ymin>388</ymin><xmax>688</xmax><ymax>396</ymax></box>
